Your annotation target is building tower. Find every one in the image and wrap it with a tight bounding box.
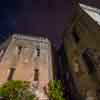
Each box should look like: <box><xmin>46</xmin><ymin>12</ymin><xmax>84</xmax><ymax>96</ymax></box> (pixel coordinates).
<box><xmin>0</xmin><ymin>34</ymin><xmax>53</xmax><ymax>99</ymax></box>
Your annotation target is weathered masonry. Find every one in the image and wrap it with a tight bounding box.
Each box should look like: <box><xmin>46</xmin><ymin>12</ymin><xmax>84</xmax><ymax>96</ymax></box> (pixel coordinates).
<box><xmin>0</xmin><ymin>34</ymin><xmax>53</xmax><ymax>89</ymax></box>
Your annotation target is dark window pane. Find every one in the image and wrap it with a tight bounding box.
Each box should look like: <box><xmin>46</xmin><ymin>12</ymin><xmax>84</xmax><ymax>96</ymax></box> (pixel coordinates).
<box><xmin>72</xmin><ymin>32</ymin><xmax>80</xmax><ymax>43</ymax></box>
<box><xmin>18</xmin><ymin>46</ymin><xmax>22</xmax><ymax>55</ymax></box>
<box><xmin>7</xmin><ymin>68</ymin><xmax>16</xmax><ymax>80</ymax></box>
<box><xmin>36</xmin><ymin>48</ymin><xmax>40</xmax><ymax>56</ymax></box>
<box><xmin>82</xmin><ymin>49</ymin><xmax>95</xmax><ymax>73</ymax></box>
<box><xmin>34</xmin><ymin>69</ymin><xmax>39</xmax><ymax>81</ymax></box>
<box><xmin>0</xmin><ymin>50</ymin><xmax>4</xmax><ymax>61</ymax></box>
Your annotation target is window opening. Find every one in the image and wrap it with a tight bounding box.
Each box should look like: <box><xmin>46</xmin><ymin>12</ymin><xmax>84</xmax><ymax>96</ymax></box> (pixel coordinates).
<box><xmin>0</xmin><ymin>49</ymin><xmax>4</xmax><ymax>61</ymax></box>
<box><xmin>34</xmin><ymin>69</ymin><xmax>39</xmax><ymax>81</ymax></box>
<box><xmin>82</xmin><ymin>48</ymin><xmax>95</xmax><ymax>73</ymax></box>
<box><xmin>7</xmin><ymin>68</ymin><xmax>16</xmax><ymax>80</ymax></box>
<box><xmin>36</xmin><ymin>48</ymin><xmax>40</xmax><ymax>56</ymax></box>
<box><xmin>17</xmin><ymin>46</ymin><xmax>22</xmax><ymax>55</ymax></box>
<box><xmin>72</xmin><ymin>32</ymin><xmax>80</xmax><ymax>43</ymax></box>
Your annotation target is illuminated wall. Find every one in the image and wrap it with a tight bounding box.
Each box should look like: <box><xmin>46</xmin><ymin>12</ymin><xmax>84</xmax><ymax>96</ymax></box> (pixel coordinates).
<box><xmin>0</xmin><ymin>34</ymin><xmax>53</xmax><ymax>88</ymax></box>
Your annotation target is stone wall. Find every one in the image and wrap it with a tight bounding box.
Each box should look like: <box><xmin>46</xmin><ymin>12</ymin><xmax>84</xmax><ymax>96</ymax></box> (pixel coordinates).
<box><xmin>0</xmin><ymin>34</ymin><xmax>53</xmax><ymax>86</ymax></box>
<box><xmin>74</xmin><ymin>6</ymin><xmax>100</xmax><ymax>50</ymax></box>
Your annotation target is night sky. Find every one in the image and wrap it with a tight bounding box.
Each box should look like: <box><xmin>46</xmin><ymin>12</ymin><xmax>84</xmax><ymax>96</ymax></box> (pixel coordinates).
<box><xmin>0</xmin><ymin>0</ymin><xmax>100</xmax><ymax>48</ymax></box>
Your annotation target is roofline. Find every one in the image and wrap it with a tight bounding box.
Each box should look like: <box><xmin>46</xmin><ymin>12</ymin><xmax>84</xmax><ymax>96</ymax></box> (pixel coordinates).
<box><xmin>11</xmin><ymin>33</ymin><xmax>51</xmax><ymax>44</ymax></box>
<box><xmin>79</xmin><ymin>3</ymin><xmax>100</xmax><ymax>15</ymax></box>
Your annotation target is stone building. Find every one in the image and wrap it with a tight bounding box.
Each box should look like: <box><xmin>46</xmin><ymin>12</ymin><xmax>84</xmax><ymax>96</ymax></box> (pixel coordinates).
<box><xmin>0</xmin><ymin>34</ymin><xmax>53</xmax><ymax>99</ymax></box>
<box><xmin>61</xmin><ymin>3</ymin><xmax>100</xmax><ymax>100</ymax></box>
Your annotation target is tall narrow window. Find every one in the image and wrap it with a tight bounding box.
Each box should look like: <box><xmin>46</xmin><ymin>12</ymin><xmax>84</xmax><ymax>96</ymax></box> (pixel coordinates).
<box><xmin>18</xmin><ymin>46</ymin><xmax>22</xmax><ymax>55</ymax></box>
<box><xmin>36</xmin><ymin>48</ymin><xmax>40</xmax><ymax>57</ymax></box>
<box><xmin>72</xmin><ymin>32</ymin><xmax>80</xmax><ymax>43</ymax></box>
<box><xmin>0</xmin><ymin>49</ymin><xmax>4</xmax><ymax>61</ymax></box>
<box><xmin>0</xmin><ymin>50</ymin><xmax>3</xmax><ymax>56</ymax></box>
<box><xmin>34</xmin><ymin>69</ymin><xmax>39</xmax><ymax>81</ymax></box>
<box><xmin>7</xmin><ymin>68</ymin><xmax>16</xmax><ymax>80</ymax></box>
<box><xmin>82</xmin><ymin>49</ymin><xmax>95</xmax><ymax>73</ymax></box>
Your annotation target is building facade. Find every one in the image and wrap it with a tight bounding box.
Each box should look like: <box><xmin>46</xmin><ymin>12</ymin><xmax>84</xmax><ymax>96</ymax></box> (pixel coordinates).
<box><xmin>61</xmin><ymin>3</ymin><xmax>100</xmax><ymax>100</ymax></box>
<box><xmin>0</xmin><ymin>34</ymin><xmax>53</xmax><ymax>99</ymax></box>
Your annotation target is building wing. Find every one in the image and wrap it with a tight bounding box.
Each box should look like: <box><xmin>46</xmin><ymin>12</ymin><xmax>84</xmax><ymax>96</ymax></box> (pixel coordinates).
<box><xmin>79</xmin><ymin>3</ymin><xmax>100</xmax><ymax>25</ymax></box>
